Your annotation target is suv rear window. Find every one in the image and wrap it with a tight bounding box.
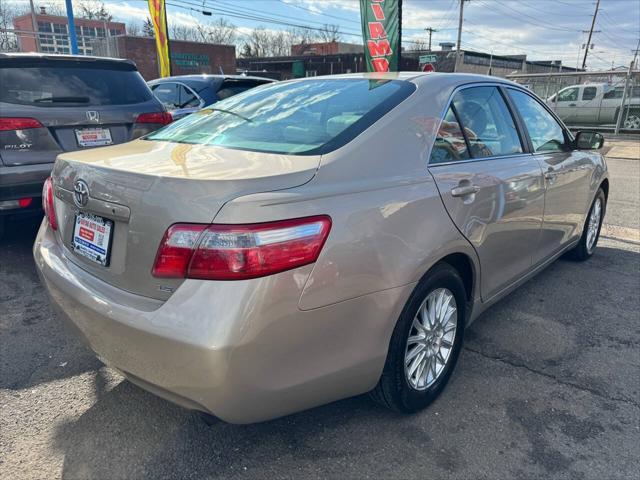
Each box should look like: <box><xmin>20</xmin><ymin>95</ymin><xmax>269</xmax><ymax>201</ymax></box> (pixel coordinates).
<box><xmin>147</xmin><ymin>78</ymin><xmax>415</xmax><ymax>155</ymax></box>
<box><xmin>0</xmin><ymin>62</ymin><xmax>153</xmax><ymax>106</ymax></box>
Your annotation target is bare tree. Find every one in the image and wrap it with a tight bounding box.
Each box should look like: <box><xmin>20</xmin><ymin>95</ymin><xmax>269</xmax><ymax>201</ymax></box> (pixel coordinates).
<box><xmin>0</xmin><ymin>1</ymin><xmax>24</xmax><ymax>52</ymax></box>
<box><xmin>317</xmin><ymin>24</ymin><xmax>341</xmax><ymax>43</ymax></box>
<box><xmin>170</xmin><ymin>23</ymin><xmax>198</xmax><ymax>41</ymax></box>
<box><xmin>77</xmin><ymin>0</ymin><xmax>112</xmax><ymax>21</ymax></box>
<box><xmin>406</xmin><ymin>39</ymin><xmax>428</xmax><ymax>51</ymax></box>
<box><xmin>197</xmin><ymin>18</ymin><xmax>236</xmax><ymax>45</ymax></box>
<box><xmin>127</xmin><ymin>21</ymin><xmax>142</xmax><ymax>37</ymax></box>
<box><xmin>143</xmin><ymin>17</ymin><xmax>155</xmax><ymax>38</ymax></box>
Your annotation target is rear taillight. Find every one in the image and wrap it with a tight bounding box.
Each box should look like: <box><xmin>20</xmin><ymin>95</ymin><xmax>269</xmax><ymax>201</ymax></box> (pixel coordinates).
<box><xmin>0</xmin><ymin>117</ymin><xmax>43</xmax><ymax>131</ymax></box>
<box><xmin>152</xmin><ymin>216</ymin><xmax>332</xmax><ymax>280</ymax></box>
<box><xmin>42</xmin><ymin>177</ymin><xmax>58</xmax><ymax>230</ymax></box>
<box><xmin>135</xmin><ymin>112</ymin><xmax>173</xmax><ymax>125</ymax></box>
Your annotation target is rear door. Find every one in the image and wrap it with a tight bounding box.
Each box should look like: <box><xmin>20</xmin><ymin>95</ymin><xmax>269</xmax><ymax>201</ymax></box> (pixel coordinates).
<box><xmin>506</xmin><ymin>87</ymin><xmax>593</xmax><ymax>262</ymax></box>
<box><xmin>429</xmin><ymin>85</ymin><xmax>545</xmax><ymax>300</ymax></box>
<box><xmin>0</xmin><ymin>57</ymin><xmax>164</xmax><ymax>167</ymax></box>
<box><xmin>575</xmin><ymin>85</ymin><xmax>600</xmax><ymax>124</ymax></box>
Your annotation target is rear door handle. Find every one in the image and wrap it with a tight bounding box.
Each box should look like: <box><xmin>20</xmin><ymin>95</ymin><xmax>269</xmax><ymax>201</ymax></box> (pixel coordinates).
<box><xmin>568</xmin><ymin>103</ymin><xmax>577</xmax><ymax>107</ymax></box>
<box><xmin>451</xmin><ymin>185</ymin><xmax>480</xmax><ymax>197</ymax></box>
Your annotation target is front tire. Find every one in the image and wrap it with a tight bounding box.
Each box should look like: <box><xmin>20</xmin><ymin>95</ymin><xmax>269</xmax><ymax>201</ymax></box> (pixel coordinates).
<box><xmin>370</xmin><ymin>263</ymin><xmax>466</xmax><ymax>413</ymax></box>
<box><xmin>569</xmin><ymin>188</ymin><xmax>606</xmax><ymax>261</ymax></box>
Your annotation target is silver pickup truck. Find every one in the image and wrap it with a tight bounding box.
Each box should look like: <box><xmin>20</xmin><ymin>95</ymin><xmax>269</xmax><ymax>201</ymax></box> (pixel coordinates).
<box><xmin>546</xmin><ymin>83</ymin><xmax>640</xmax><ymax>129</ymax></box>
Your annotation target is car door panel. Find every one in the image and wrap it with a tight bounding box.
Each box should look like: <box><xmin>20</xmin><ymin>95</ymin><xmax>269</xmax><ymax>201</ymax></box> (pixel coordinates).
<box><xmin>429</xmin><ymin>85</ymin><xmax>545</xmax><ymax>300</ymax></box>
<box><xmin>534</xmin><ymin>151</ymin><xmax>594</xmax><ymax>260</ymax></box>
<box><xmin>431</xmin><ymin>158</ymin><xmax>544</xmax><ymax>299</ymax></box>
<box><xmin>507</xmin><ymin>88</ymin><xmax>594</xmax><ymax>264</ymax></box>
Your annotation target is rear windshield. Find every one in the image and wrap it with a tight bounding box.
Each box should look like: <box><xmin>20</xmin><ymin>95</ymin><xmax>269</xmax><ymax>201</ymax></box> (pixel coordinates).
<box><xmin>146</xmin><ymin>78</ymin><xmax>415</xmax><ymax>155</ymax></box>
<box><xmin>0</xmin><ymin>64</ymin><xmax>153</xmax><ymax>106</ymax></box>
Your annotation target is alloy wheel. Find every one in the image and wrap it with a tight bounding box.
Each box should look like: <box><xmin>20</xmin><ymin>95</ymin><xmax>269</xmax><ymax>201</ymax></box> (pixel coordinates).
<box><xmin>623</xmin><ymin>114</ymin><xmax>640</xmax><ymax>130</ymax></box>
<box><xmin>404</xmin><ymin>288</ymin><xmax>458</xmax><ymax>391</ymax></box>
<box><xmin>586</xmin><ymin>197</ymin><xmax>602</xmax><ymax>253</ymax></box>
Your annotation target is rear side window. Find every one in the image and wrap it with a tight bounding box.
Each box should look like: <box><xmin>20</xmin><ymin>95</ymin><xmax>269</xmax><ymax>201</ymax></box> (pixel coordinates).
<box><xmin>0</xmin><ymin>63</ymin><xmax>153</xmax><ymax>106</ymax></box>
<box><xmin>508</xmin><ymin>88</ymin><xmax>569</xmax><ymax>153</ymax></box>
<box><xmin>152</xmin><ymin>83</ymin><xmax>180</xmax><ymax>109</ymax></box>
<box><xmin>450</xmin><ymin>86</ymin><xmax>523</xmax><ymax>159</ymax></box>
<box><xmin>147</xmin><ymin>79</ymin><xmax>415</xmax><ymax>155</ymax></box>
<box><xmin>430</xmin><ymin>107</ymin><xmax>470</xmax><ymax>164</ymax></box>
<box><xmin>582</xmin><ymin>87</ymin><xmax>597</xmax><ymax>101</ymax></box>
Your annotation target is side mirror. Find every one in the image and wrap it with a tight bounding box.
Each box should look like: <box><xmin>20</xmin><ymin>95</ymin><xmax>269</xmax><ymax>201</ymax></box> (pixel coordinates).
<box><xmin>575</xmin><ymin>131</ymin><xmax>604</xmax><ymax>150</ymax></box>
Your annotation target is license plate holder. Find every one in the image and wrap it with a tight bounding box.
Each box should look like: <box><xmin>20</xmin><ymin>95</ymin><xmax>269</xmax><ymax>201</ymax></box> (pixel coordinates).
<box><xmin>72</xmin><ymin>212</ymin><xmax>113</xmax><ymax>266</ymax></box>
<box><xmin>74</xmin><ymin>127</ymin><xmax>113</xmax><ymax>147</ymax></box>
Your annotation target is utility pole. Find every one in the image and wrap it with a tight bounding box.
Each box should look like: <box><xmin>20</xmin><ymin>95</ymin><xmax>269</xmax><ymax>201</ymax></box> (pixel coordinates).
<box><xmin>455</xmin><ymin>0</ymin><xmax>468</xmax><ymax>72</ymax></box>
<box><xmin>424</xmin><ymin>27</ymin><xmax>437</xmax><ymax>52</ymax></box>
<box><xmin>582</xmin><ymin>0</ymin><xmax>600</xmax><ymax>70</ymax></box>
<box><xmin>28</xmin><ymin>0</ymin><xmax>40</xmax><ymax>52</ymax></box>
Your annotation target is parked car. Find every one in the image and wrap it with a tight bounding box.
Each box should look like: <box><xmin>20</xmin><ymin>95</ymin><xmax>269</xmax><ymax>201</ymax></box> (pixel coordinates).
<box><xmin>546</xmin><ymin>82</ymin><xmax>640</xmax><ymax>129</ymax></box>
<box><xmin>148</xmin><ymin>74</ymin><xmax>275</xmax><ymax>120</ymax></box>
<box><xmin>34</xmin><ymin>73</ymin><xmax>608</xmax><ymax>424</ymax></box>
<box><xmin>0</xmin><ymin>53</ymin><xmax>170</xmax><ymax>237</ymax></box>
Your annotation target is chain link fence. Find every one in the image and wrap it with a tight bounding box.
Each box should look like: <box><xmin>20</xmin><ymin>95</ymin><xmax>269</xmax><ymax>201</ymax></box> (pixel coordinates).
<box><xmin>507</xmin><ymin>70</ymin><xmax>640</xmax><ymax>132</ymax></box>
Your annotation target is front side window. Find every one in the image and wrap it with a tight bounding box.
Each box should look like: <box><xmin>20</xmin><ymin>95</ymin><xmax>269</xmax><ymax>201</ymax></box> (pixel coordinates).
<box><xmin>147</xmin><ymin>79</ymin><xmax>415</xmax><ymax>155</ymax></box>
<box><xmin>508</xmin><ymin>89</ymin><xmax>569</xmax><ymax>153</ymax></box>
<box><xmin>582</xmin><ymin>87</ymin><xmax>597</xmax><ymax>101</ymax></box>
<box><xmin>450</xmin><ymin>86</ymin><xmax>523</xmax><ymax>159</ymax></box>
<box><xmin>430</xmin><ymin>107</ymin><xmax>470</xmax><ymax>164</ymax></box>
<box><xmin>556</xmin><ymin>87</ymin><xmax>579</xmax><ymax>102</ymax></box>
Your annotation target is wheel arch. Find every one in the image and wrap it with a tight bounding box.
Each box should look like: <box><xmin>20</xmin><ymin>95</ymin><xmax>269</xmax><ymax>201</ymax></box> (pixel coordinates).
<box><xmin>599</xmin><ymin>178</ymin><xmax>609</xmax><ymax>200</ymax></box>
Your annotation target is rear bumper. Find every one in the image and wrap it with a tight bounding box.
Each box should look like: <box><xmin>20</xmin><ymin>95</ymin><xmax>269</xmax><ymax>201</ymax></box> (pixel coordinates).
<box><xmin>0</xmin><ymin>163</ymin><xmax>53</xmax><ymax>215</ymax></box>
<box><xmin>34</xmin><ymin>220</ymin><xmax>411</xmax><ymax>423</ymax></box>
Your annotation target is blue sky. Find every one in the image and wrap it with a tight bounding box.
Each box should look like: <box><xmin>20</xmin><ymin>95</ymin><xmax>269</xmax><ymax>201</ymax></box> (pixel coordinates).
<box><xmin>18</xmin><ymin>0</ymin><xmax>640</xmax><ymax>69</ymax></box>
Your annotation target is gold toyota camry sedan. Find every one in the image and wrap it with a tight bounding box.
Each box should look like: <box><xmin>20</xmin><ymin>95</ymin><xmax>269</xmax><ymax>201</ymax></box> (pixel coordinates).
<box><xmin>34</xmin><ymin>73</ymin><xmax>609</xmax><ymax>424</ymax></box>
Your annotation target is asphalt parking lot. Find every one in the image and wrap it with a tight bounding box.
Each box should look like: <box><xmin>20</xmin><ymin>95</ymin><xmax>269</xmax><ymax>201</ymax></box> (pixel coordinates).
<box><xmin>1</xmin><ymin>153</ymin><xmax>639</xmax><ymax>479</ymax></box>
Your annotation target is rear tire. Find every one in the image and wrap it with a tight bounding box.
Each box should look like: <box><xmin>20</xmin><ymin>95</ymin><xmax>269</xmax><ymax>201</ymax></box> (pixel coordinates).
<box><xmin>568</xmin><ymin>188</ymin><xmax>606</xmax><ymax>261</ymax></box>
<box><xmin>0</xmin><ymin>217</ymin><xmax>5</xmax><ymax>241</ymax></box>
<box><xmin>370</xmin><ymin>263</ymin><xmax>466</xmax><ymax>413</ymax></box>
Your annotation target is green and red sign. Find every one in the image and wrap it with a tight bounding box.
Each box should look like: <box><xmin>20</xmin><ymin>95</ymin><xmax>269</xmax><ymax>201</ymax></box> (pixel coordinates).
<box><xmin>360</xmin><ymin>0</ymin><xmax>401</xmax><ymax>72</ymax></box>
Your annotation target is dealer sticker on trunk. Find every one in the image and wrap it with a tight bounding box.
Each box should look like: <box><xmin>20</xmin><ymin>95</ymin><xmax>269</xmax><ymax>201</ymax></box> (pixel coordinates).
<box><xmin>72</xmin><ymin>212</ymin><xmax>113</xmax><ymax>266</ymax></box>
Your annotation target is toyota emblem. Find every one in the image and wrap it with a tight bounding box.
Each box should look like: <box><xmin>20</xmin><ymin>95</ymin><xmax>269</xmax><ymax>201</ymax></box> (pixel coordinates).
<box><xmin>73</xmin><ymin>179</ymin><xmax>89</xmax><ymax>208</ymax></box>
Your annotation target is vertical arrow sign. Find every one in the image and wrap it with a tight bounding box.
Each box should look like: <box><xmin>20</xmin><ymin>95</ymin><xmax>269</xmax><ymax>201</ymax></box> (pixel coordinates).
<box><xmin>360</xmin><ymin>0</ymin><xmax>401</xmax><ymax>72</ymax></box>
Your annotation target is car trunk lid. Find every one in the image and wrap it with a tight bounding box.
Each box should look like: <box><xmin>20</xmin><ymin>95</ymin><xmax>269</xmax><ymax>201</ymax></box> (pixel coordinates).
<box><xmin>51</xmin><ymin>139</ymin><xmax>320</xmax><ymax>300</ymax></box>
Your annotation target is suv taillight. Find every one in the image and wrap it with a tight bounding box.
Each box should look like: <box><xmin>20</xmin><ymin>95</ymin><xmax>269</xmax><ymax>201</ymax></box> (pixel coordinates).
<box><xmin>0</xmin><ymin>117</ymin><xmax>43</xmax><ymax>131</ymax></box>
<box><xmin>42</xmin><ymin>177</ymin><xmax>58</xmax><ymax>230</ymax></box>
<box><xmin>135</xmin><ymin>112</ymin><xmax>173</xmax><ymax>125</ymax></box>
<box><xmin>152</xmin><ymin>216</ymin><xmax>332</xmax><ymax>280</ymax></box>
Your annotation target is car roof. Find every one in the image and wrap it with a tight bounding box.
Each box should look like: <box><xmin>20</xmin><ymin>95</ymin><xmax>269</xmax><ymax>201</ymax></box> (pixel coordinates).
<box><xmin>0</xmin><ymin>52</ymin><xmax>136</xmax><ymax>67</ymax></box>
<box><xmin>286</xmin><ymin>71</ymin><xmax>522</xmax><ymax>88</ymax></box>
<box><xmin>148</xmin><ymin>74</ymin><xmax>275</xmax><ymax>85</ymax></box>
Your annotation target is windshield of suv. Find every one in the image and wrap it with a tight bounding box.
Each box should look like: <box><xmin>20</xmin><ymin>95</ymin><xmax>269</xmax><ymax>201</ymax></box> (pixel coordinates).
<box><xmin>146</xmin><ymin>78</ymin><xmax>415</xmax><ymax>155</ymax></box>
<box><xmin>0</xmin><ymin>63</ymin><xmax>153</xmax><ymax>106</ymax></box>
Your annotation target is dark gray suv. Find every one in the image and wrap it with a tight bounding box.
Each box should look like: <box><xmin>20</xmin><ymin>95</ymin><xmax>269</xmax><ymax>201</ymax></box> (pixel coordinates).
<box><xmin>0</xmin><ymin>53</ymin><xmax>170</xmax><ymax>236</ymax></box>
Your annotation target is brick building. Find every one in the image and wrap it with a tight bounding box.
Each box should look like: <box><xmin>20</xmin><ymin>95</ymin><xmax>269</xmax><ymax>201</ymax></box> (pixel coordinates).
<box><xmin>290</xmin><ymin>41</ymin><xmax>362</xmax><ymax>56</ymax></box>
<box><xmin>13</xmin><ymin>8</ymin><xmax>125</xmax><ymax>55</ymax></box>
<box><xmin>92</xmin><ymin>36</ymin><xmax>236</xmax><ymax>80</ymax></box>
